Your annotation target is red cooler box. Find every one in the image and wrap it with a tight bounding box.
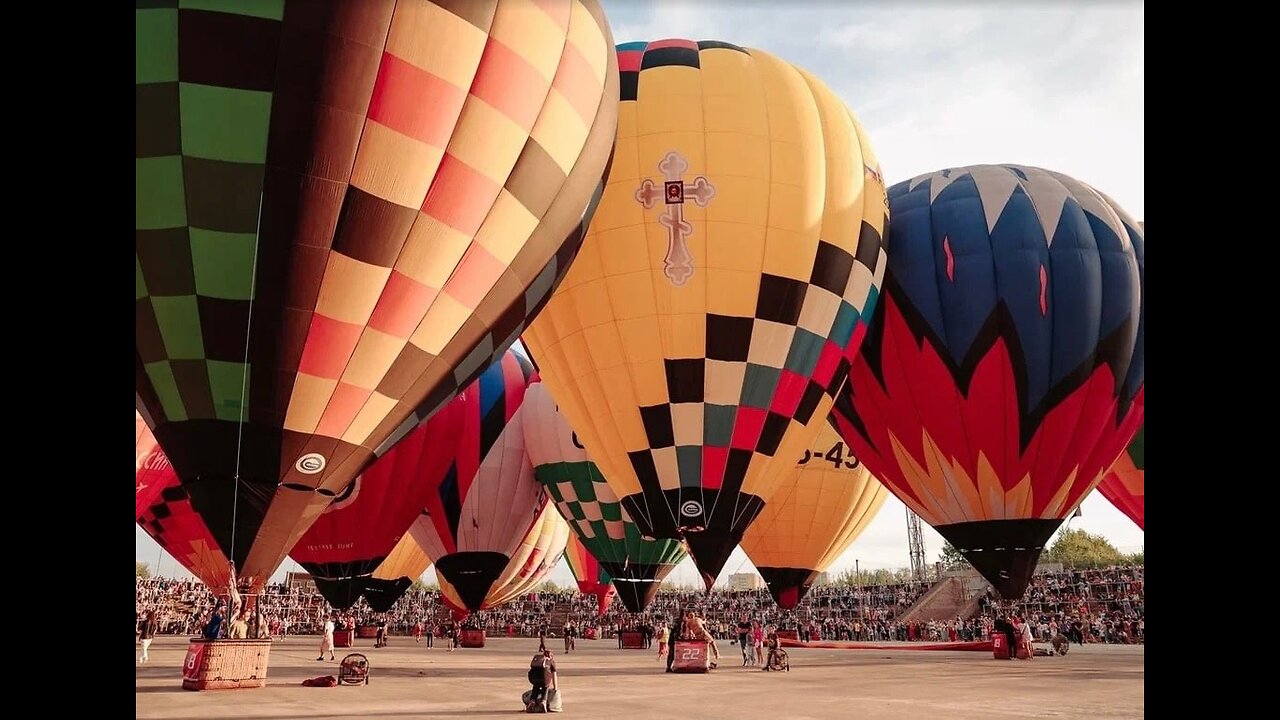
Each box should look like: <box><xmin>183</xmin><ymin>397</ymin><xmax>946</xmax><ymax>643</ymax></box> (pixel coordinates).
<box><xmin>620</xmin><ymin>631</ymin><xmax>645</xmax><ymax>649</ymax></box>
<box><xmin>776</xmin><ymin>630</ymin><xmax>799</xmax><ymax>641</ymax></box>
<box><xmin>991</xmin><ymin>632</ymin><xmax>1009</xmax><ymax>660</ymax></box>
<box><xmin>356</xmin><ymin>625</ymin><xmax>378</xmax><ymax>639</ymax></box>
<box><xmin>672</xmin><ymin>641</ymin><xmax>710</xmax><ymax>673</ymax></box>
<box><xmin>333</xmin><ymin>629</ymin><xmax>353</xmax><ymax>648</ymax></box>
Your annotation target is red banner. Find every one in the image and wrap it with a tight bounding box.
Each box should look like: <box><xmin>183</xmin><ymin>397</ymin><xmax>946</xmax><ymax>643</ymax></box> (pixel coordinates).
<box><xmin>779</xmin><ymin>638</ymin><xmax>994</xmax><ymax>652</ymax></box>
<box><xmin>182</xmin><ymin>642</ymin><xmax>206</xmax><ymax>682</ymax></box>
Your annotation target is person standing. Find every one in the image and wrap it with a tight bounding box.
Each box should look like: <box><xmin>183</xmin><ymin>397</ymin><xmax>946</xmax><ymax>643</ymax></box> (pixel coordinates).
<box><xmin>138</xmin><ymin>610</ymin><xmax>158</xmax><ymax>664</ymax></box>
<box><xmin>736</xmin><ymin>616</ymin><xmax>752</xmax><ymax>666</ymax></box>
<box><xmin>563</xmin><ymin>621</ymin><xmax>575</xmax><ymax>653</ymax></box>
<box><xmin>228</xmin><ymin>610</ymin><xmax>249</xmax><ymax>639</ymax></box>
<box><xmin>655</xmin><ymin>621</ymin><xmax>669</xmax><ymax>661</ymax></box>
<box><xmin>202</xmin><ymin>604</ymin><xmax>224</xmax><ymax>640</ymax></box>
<box><xmin>317</xmin><ymin>615</ymin><xmax>335</xmax><ymax>661</ymax></box>
<box><xmin>751</xmin><ymin>621</ymin><xmax>765</xmax><ymax>666</ymax></box>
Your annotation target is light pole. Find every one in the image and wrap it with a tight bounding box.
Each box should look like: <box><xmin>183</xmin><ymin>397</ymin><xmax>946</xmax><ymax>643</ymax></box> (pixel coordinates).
<box><xmin>855</xmin><ymin>559</ymin><xmax>861</xmax><ymax>621</ymax></box>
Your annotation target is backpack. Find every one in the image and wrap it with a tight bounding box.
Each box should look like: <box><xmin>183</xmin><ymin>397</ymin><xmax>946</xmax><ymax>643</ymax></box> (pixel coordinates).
<box><xmin>528</xmin><ymin>654</ymin><xmax>551</xmax><ymax>687</ymax></box>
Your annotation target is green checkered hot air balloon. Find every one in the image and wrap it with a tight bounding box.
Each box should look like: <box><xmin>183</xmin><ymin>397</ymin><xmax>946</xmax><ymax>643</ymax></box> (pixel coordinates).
<box><xmin>134</xmin><ymin>0</ymin><xmax>619</xmax><ymax>586</ymax></box>
<box><xmin>522</xmin><ymin>380</ymin><xmax>686</xmax><ymax>612</ymax></box>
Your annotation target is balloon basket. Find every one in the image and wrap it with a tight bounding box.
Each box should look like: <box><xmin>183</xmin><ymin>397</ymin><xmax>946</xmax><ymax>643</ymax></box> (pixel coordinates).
<box><xmin>991</xmin><ymin>632</ymin><xmax>1009</xmax><ymax>660</ymax></box>
<box><xmin>461</xmin><ymin>629</ymin><xmax>486</xmax><ymax>648</ymax></box>
<box><xmin>671</xmin><ymin>641</ymin><xmax>710</xmax><ymax>673</ymax></box>
<box><xmin>355</xmin><ymin>625</ymin><xmax>379</xmax><ymax>639</ymax></box>
<box><xmin>620</xmin><ymin>631</ymin><xmax>645</xmax><ymax>649</ymax></box>
<box><xmin>333</xmin><ymin>629</ymin><xmax>353</xmax><ymax>648</ymax></box>
<box><xmin>181</xmin><ymin>639</ymin><xmax>271</xmax><ymax>690</ymax></box>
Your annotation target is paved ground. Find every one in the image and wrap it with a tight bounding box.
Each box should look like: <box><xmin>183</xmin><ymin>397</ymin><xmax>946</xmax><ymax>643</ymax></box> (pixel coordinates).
<box><xmin>136</xmin><ymin>636</ymin><xmax>1144</xmax><ymax>719</ymax></box>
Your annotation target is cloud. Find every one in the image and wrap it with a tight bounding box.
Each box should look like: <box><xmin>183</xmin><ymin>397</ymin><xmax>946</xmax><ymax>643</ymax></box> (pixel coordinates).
<box><xmin>602</xmin><ymin>0</ymin><xmax>1144</xmax><ymax>217</ymax></box>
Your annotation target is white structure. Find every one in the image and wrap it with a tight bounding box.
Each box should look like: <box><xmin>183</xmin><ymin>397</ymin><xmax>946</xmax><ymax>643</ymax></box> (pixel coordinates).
<box><xmin>728</xmin><ymin>573</ymin><xmax>763</xmax><ymax>591</ymax></box>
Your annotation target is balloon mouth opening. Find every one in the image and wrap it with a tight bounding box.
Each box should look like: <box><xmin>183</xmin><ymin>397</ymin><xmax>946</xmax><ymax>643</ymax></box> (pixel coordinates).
<box><xmin>611</xmin><ymin>578</ymin><xmax>657</xmax><ymax>584</ymax></box>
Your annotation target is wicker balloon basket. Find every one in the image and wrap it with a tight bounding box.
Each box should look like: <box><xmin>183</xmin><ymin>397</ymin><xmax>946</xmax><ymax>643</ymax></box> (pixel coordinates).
<box><xmin>182</xmin><ymin>639</ymin><xmax>272</xmax><ymax>691</ymax></box>
<box><xmin>460</xmin><ymin>629</ymin><xmax>486</xmax><ymax>648</ymax></box>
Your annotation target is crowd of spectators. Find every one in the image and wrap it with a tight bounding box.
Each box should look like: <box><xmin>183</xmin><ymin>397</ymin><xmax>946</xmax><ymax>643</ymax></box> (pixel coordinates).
<box><xmin>978</xmin><ymin>566</ymin><xmax>1145</xmax><ymax>644</ymax></box>
<box><xmin>136</xmin><ymin>565</ymin><xmax>1143</xmax><ymax>645</ymax></box>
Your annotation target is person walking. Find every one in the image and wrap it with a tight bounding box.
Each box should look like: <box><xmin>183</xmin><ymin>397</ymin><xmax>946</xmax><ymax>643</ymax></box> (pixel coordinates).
<box><xmin>317</xmin><ymin>615</ymin><xmax>335</xmax><ymax>661</ymax></box>
<box><xmin>138</xmin><ymin>610</ymin><xmax>158</xmax><ymax>664</ymax></box>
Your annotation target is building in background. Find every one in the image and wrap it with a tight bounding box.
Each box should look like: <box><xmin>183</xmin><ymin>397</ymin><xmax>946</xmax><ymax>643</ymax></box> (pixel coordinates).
<box><xmin>728</xmin><ymin>573</ymin><xmax>763</xmax><ymax>591</ymax></box>
<box><xmin>285</xmin><ymin>571</ymin><xmax>316</xmax><ymax>593</ymax></box>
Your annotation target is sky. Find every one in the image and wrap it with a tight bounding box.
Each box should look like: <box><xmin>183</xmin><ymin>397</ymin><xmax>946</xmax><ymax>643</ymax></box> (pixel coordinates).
<box><xmin>136</xmin><ymin>1</ymin><xmax>1145</xmax><ymax>589</ymax></box>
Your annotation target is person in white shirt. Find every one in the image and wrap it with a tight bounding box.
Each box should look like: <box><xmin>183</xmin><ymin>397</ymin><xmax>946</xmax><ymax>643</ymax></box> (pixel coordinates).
<box><xmin>317</xmin><ymin>616</ymin><xmax>335</xmax><ymax>661</ymax></box>
<box><xmin>1019</xmin><ymin>616</ymin><xmax>1035</xmax><ymax>660</ymax></box>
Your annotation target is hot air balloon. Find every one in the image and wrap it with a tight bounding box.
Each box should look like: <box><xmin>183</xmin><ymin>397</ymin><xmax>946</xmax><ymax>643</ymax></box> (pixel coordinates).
<box><xmin>135</xmin><ymin>0</ymin><xmax>618</xmax><ymax>586</ymax></box>
<box><xmin>137</xmin><ymin>410</ymin><xmax>171</xmax><ymax>519</ymax></box>
<box><xmin>365</xmin><ymin>534</ymin><xmax>432</xmax><ymax>613</ymax></box>
<box><xmin>1097</xmin><ymin>423</ymin><xmax>1143</xmax><ymax>530</ymax></box>
<box><xmin>740</xmin><ymin>424</ymin><xmax>887</xmax><ymax>609</ymax></box>
<box><xmin>437</xmin><ymin>502</ymin><xmax>570</xmax><ymax>609</ymax></box>
<box><xmin>524</xmin><ymin>39</ymin><xmax>888</xmax><ymax>588</ymax></box>
<box><xmin>522</xmin><ymin>380</ymin><xmax>686</xmax><ymax>611</ymax></box>
<box><xmin>831</xmin><ymin>165</ymin><xmax>1144</xmax><ymax>599</ymax></box>
<box><xmin>563</xmin><ymin>533</ymin><xmax>614</xmax><ymax>616</ymax></box>
<box><xmin>290</xmin><ymin>345</ymin><xmax>486</xmax><ymax>609</ymax></box>
<box><xmin>136</xmin><ymin>414</ymin><xmax>231</xmax><ymax>589</ymax></box>
<box><xmin>407</xmin><ymin>343</ymin><xmax>543</xmax><ymax>610</ymax></box>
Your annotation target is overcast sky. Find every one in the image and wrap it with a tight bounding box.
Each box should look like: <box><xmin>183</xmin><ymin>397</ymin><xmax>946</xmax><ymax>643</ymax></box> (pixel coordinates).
<box><xmin>137</xmin><ymin>1</ymin><xmax>1144</xmax><ymax>588</ymax></box>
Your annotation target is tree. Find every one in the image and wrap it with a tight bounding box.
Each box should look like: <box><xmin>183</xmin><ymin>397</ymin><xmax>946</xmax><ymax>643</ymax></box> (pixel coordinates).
<box><xmin>1044</xmin><ymin>528</ymin><xmax>1124</xmax><ymax>568</ymax></box>
<box><xmin>411</xmin><ymin>578</ymin><xmax>438</xmax><ymax>592</ymax></box>
<box><xmin>830</xmin><ymin>567</ymin><xmax>915</xmax><ymax>586</ymax></box>
<box><xmin>939</xmin><ymin>542</ymin><xmax>968</xmax><ymax>569</ymax></box>
<box><xmin>536</xmin><ymin>580</ymin><xmax>563</xmax><ymax>593</ymax></box>
<box><xmin>136</xmin><ymin>561</ymin><xmax>151</xmax><ymax>579</ymax></box>
<box><xmin>1123</xmin><ymin>551</ymin><xmax>1144</xmax><ymax>565</ymax></box>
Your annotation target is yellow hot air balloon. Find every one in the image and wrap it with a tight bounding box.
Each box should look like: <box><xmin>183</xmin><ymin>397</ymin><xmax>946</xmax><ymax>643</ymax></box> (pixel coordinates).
<box><xmin>438</xmin><ymin>502</ymin><xmax>570</xmax><ymax>610</ymax></box>
<box><xmin>739</xmin><ymin>424</ymin><xmax>887</xmax><ymax>609</ymax></box>
<box><xmin>364</xmin><ymin>534</ymin><xmax>433</xmax><ymax>613</ymax></box>
<box><xmin>524</xmin><ymin>39</ymin><xmax>888</xmax><ymax>587</ymax></box>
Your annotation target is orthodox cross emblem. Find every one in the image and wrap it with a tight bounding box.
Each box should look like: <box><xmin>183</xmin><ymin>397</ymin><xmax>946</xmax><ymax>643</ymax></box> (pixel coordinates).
<box><xmin>635</xmin><ymin>151</ymin><xmax>716</xmax><ymax>286</ymax></box>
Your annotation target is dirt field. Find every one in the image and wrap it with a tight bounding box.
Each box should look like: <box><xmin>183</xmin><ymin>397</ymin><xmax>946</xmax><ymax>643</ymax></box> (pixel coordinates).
<box><xmin>135</xmin><ymin>636</ymin><xmax>1144</xmax><ymax>719</ymax></box>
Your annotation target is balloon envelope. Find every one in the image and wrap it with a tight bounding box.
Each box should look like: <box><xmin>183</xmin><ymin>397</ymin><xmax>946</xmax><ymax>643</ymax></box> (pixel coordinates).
<box><xmin>522</xmin><ymin>381</ymin><xmax>686</xmax><ymax>612</ymax></box>
<box><xmin>524</xmin><ymin>39</ymin><xmax>888</xmax><ymax>588</ymax></box>
<box><xmin>365</xmin><ymin>533</ymin><xmax>432</xmax><ymax>613</ymax></box>
<box><xmin>437</xmin><ymin>502</ymin><xmax>570</xmax><ymax>610</ymax></box>
<box><xmin>135</xmin><ymin>0</ymin><xmax>619</xmax><ymax>584</ymax></box>
<box><xmin>407</xmin><ymin>344</ymin><xmax>543</xmax><ymax>610</ymax></box>
<box><xmin>136</xmin><ymin>413</ymin><xmax>232</xmax><ymax>589</ymax></box>
<box><xmin>137</xmin><ymin>410</ymin><xmax>171</xmax><ymax>520</ymax></box>
<box><xmin>740</xmin><ymin>424</ymin><xmax>887</xmax><ymax>609</ymax></box>
<box><xmin>831</xmin><ymin>165</ymin><xmax>1144</xmax><ymax>599</ymax></box>
<box><xmin>563</xmin><ymin>533</ymin><xmax>613</xmax><ymax>616</ymax></box>
<box><xmin>290</xmin><ymin>346</ymin><xmax>493</xmax><ymax>608</ymax></box>
<box><xmin>1097</xmin><ymin>423</ymin><xmax>1144</xmax><ymax>530</ymax></box>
